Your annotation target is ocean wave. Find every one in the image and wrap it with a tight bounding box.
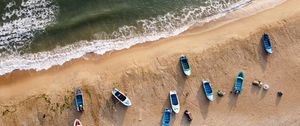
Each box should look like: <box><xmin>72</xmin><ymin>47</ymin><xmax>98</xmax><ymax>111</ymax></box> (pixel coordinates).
<box><xmin>0</xmin><ymin>0</ymin><xmax>57</xmax><ymax>54</ymax></box>
<box><xmin>0</xmin><ymin>0</ymin><xmax>282</xmax><ymax>75</ymax></box>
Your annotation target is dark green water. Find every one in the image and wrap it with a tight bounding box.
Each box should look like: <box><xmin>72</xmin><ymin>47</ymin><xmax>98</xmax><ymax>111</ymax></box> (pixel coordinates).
<box><xmin>0</xmin><ymin>0</ymin><xmax>249</xmax><ymax>75</ymax></box>
<box><xmin>28</xmin><ymin>0</ymin><xmax>241</xmax><ymax>52</ymax></box>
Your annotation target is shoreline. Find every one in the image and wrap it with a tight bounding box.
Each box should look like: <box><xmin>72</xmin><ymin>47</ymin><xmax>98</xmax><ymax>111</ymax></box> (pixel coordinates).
<box><xmin>1</xmin><ymin>0</ymin><xmax>300</xmax><ymax>125</ymax></box>
<box><xmin>0</xmin><ymin>0</ymin><xmax>284</xmax><ymax>76</ymax></box>
<box><xmin>0</xmin><ymin>0</ymin><xmax>285</xmax><ymax>80</ymax></box>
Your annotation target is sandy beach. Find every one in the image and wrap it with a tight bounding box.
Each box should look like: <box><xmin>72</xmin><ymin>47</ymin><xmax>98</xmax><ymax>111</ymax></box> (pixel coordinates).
<box><xmin>0</xmin><ymin>0</ymin><xmax>300</xmax><ymax>125</ymax></box>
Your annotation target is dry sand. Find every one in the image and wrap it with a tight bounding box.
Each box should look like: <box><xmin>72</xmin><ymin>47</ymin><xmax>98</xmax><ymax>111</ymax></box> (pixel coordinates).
<box><xmin>0</xmin><ymin>0</ymin><xmax>300</xmax><ymax>125</ymax></box>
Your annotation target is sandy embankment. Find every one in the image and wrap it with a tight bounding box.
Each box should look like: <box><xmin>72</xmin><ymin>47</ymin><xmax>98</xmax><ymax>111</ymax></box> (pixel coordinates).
<box><xmin>0</xmin><ymin>0</ymin><xmax>300</xmax><ymax>125</ymax></box>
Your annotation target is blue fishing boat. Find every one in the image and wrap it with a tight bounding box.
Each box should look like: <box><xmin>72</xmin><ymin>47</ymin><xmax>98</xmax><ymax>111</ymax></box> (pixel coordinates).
<box><xmin>202</xmin><ymin>80</ymin><xmax>214</xmax><ymax>101</ymax></box>
<box><xmin>180</xmin><ymin>55</ymin><xmax>191</xmax><ymax>76</ymax></box>
<box><xmin>75</xmin><ymin>88</ymin><xmax>84</xmax><ymax>111</ymax></box>
<box><xmin>162</xmin><ymin>108</ymin><xmax>172</xmax><ymax>126</ymax></box>
<box><xmin>233</xmin><ymin>72</ymin><xmax>244</xmax><ymax>95</ymax></box>
<box><xmin>262</xmin><ymin>33</ymin><xmax>273</xmax><ymax>54</ymax></box>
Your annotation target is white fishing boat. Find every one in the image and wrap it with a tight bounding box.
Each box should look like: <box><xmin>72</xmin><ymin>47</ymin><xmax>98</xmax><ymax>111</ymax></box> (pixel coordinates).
<box><xmin>169</xmin><ymin>90</ymin><xmax>180</xmax><ymax>113</ymax></box>
<box><xmin>112</xmin><ymin>88</ymin><xmax>132</xmax><ymax>107</ymax></box>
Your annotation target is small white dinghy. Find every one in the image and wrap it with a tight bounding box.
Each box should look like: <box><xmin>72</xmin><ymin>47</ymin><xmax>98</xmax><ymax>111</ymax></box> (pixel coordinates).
<box><xmin>170</xmin><ymin>90</ymin><xmax>180</xmax><ymax>113</ymax></box>
<box><xmin>112</xmin><ymin>88</ymin><xmax>132</xmax><ymax>107</ymax></box>
<box><xmin>73</xmin><ymin>119</ymin><xmax>83</xmax><ymax>126</ymax></box>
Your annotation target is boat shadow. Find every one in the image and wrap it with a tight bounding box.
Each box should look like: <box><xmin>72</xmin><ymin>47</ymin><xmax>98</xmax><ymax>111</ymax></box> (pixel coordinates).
<box><xmin>112</xmin><ymin>95</ymin><xmax>129</xmax><ymax>125</ymax></box>
<box><xmin>275</xmin><ymin>96</ymin><xmax>282</xmax><ymax>106</ymax></box>
<box><xmin>216</xmin><ymin>95</ymin><xmax>223</xmax><ymax>104</ymax></box>
<box><xmin>251</xmin><ymin>85</ymin><xmax>261</xmax><ymax>95</ymax></box>
<box><xmin>216</xmin><ymin>90</ymin><xmax>225</xmax><ymax>104</ymax></box>
<box><xmin>258</xmin><ymin>34</ymin><xmax>270</xmax><ymax>71</ymax></box>
<box><xmin>67</xmin><ymin>103</ymin><xmax>83</xmax><ymax>126</ymax></box>
<box><xmin>197</xmin><ymin>87</ymin><xmax>210</xmax><ymax>120</ymax></box>
<box><xmin>160</xmin><ymin>96</ymin><xmax>175</xmax><ymax>126</ymax></box>
<box><xmin>37</xmin><ymin>112</ymin><xmax>46</xmax><ymax>125</ymax></box>
<box><xmin>65</xmin><ymin>91</ymin><xmax>83</xmax><ymax>126</ymax></box>
<box><xmin>175</xmin><ymin>60</ymin><xmax>188</xmax><ymax>94</ymax></box>
<box><xmin>101</xmin><ymin>95</ymin><xmax>128</xmax><ymax>126</ymax></box>
<box><xmin>228</xmin><ymin>91</ymin><xmax>239</xmax><ymax>111</ymax></box>
<box><xmin>260</xmin><ymin>90</ymin><xmax>268</xmax><ymax>100</ymax></box>
<box><xmin>251</xmin><ymin>82</ymin><xmax>268</xmax><ymax>100</ymax></box>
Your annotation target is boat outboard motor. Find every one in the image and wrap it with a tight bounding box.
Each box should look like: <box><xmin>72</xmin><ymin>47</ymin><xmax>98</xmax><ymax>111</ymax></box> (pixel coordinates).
<box><xmin>79</xmin><ymin>105</ymin><xmax>83</xmax><ymax>111</ymax></box>
<box><xmin>234</xmin><ymin>88</ymin><xmax>240</xmax><ymax>94</ymax></box>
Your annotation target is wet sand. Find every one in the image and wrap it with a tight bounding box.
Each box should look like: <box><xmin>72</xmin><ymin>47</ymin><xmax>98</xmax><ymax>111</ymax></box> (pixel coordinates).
<box><xmin>0</xmin><ymin>0</ymin><xmax>300</xmax><ymax>125</ymax></box>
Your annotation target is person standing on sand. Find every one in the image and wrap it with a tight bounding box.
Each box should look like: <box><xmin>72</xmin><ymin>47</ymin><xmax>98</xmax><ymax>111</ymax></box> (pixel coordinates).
<box><xmin>277</xmin><ymin>92</ymin><xmax>283</xmax><ymax>97</ymax></box>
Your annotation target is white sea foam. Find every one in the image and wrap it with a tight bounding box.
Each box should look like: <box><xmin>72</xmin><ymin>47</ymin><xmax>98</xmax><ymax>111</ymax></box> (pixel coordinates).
<box><xmin>0</xmin><ymin>0</ymin><xmax>284</xmax><ymax>75</ymax></box>
<box><xmin>0</xmin><ymin>0</ymin><xmax>57</xmax><ymax>53</ymax></box>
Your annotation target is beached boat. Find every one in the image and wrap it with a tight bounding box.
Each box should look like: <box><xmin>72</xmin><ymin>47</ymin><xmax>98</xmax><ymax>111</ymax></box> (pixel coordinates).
<box><xmin>162</xmin><ymin>108</ymin><xmax>172</xmax><ymax>126</ymax></box>
<box><xmin>73</xmin><ymin>119</ymin><xmax>83</xmax><ymax>126</ymax></box>
<box><xmin>262</xmin><ymin>33</ymin><xmax>273</xmax><ymax>54</ymax></box>
<box><xmin>233</xmin><ymin>72</ymin><xmax>244</xmax><ymax>95</ymax></box>
<box><xmin>75</xmin><ymin>88</ymin><xmax>84</xmax><ymax>111</ymax></box>
<box><xmin>112</xmin><ymin>88</ymin><xmax>132</xmax><ymax>107</ymax></box>
<box><xmin>180</xmin><ymin>55</ymin><xmax>191</xmax><ymax>76</ymax></box>
<box><xmin>202</xmin><ymin>80</ymin><xmax>214</xmax><ymax>101</ymax></box>
<box><xmin>169</xmin><ymin>90</ymin><xmax>180</xmax><ymax>113</ymax></box>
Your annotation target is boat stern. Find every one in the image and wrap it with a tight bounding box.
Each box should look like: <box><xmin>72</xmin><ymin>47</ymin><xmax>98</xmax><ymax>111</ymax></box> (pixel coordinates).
<box><xmin>123</xmin><ymin>99</ymin><xmax>132</xmax><ymax>107</ymax></box>
<box><xmin>266</xmin><ymin>48</ymin><xmax>273</xmax><ymax>54</ymax></box>
<box><xmin>173</xmin><ymin>106</ymin><xmax>180</xmax><ymax>113</ymax></box>
<box><xmin>207</xmin><ymin>95</ymin><xmax>214</xmax><ymax>101</ymax></box>
<box><xmin>184</xmin><ymin>70</ymin><xmax>191</xmax><ymax>76</ymax></box>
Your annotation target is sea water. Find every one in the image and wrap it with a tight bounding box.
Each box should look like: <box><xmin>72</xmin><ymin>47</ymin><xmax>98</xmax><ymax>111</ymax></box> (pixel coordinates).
<box><xmin>0</xmin><ymin>0</ymin><xmax>253</xmax><ymax>75</ymax></box>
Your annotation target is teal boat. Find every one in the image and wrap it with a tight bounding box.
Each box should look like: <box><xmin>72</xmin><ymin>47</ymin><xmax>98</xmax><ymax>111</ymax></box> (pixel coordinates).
<box><xmin>75</xmin><ymin>88</ymin><xmax>84</xmax><ymax>111</ymax></box>
<box><xmin>180</xmin><ymin>55</ymin><xmax>191</xmax><ymax>76</ymax></box>
<box><xmin>233</xmin><ymin>72</ymin><xmax>244</xmax><ymax>95</ymax></box>
<box><xmin>162</xmin><ymin>108</ymin><xmax>172</xmax><ymax>126</ymax></box>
